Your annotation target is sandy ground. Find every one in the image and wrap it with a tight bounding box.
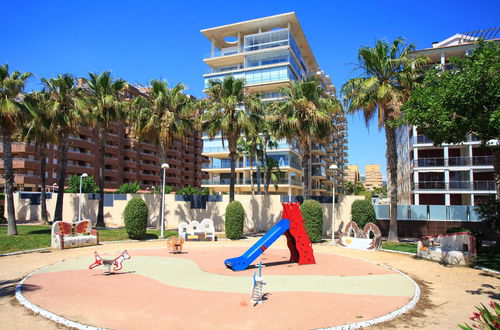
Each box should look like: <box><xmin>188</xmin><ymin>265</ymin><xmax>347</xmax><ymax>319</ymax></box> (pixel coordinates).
<box><xmin>0</xmin><ymin>237</ymin><xmax>499</xmax><ymax>329</ymax></box>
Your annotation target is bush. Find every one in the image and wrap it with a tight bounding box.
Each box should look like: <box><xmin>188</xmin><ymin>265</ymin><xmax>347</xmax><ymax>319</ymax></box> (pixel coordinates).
<box><xmin>351</xmin><ymin>200</ymin><xmax>376</xmax><ymax>228</ymax></box>
<box><xmin>65</xmin><ymin>174</ymin><xmax>98</xmax><ymax>193</ymax></box>
<box><xmin>117</xmin><ymin>182</ymin><xmax>141</xmax><ymax>194</ymax></box>
<box><xmin>123</xmin><ymin>197</ymin><xmax>148</xmax><ymax>239</ymax></box>
<box><xmin>446</xmin><ymin>227</ymin><xmax>483</xmax><ymax>249</ymax></box>
<box><xmin>153</xmin><ymin>185</ymin><xmax>173</xmax><ymax>194</ymax></box>
<box><xmin>175</xmin><ymin>185</ymin><xmax>209</xmax><ymax>195</ymax></box>
<box><xmin>300</xmin><ymin>200</ymin><xmax>323</xmax><ymax>243</ymax></box>
<box><xmin>225</xmin><ymin>201</ymin><xmax>244</xmax><ymax>239</ymax></box>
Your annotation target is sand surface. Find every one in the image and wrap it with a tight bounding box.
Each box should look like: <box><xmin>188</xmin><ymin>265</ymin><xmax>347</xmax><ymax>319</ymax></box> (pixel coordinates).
<box><xmin>0</xmin><ymin>236</ymin><xmax>499</xmax><ymax>329</ymax></box>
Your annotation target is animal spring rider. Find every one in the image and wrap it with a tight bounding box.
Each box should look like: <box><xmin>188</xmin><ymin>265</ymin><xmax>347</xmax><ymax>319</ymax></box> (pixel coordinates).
<box><xmin>167</xmin><ymin>237</ymin><xmax>184</xmax><ymax>253</ymax></box>
<box><xmin>89</xmin><ymin>250</ymin><xmax>131</xmax><ymax>274</ymax></box>
<box><xmin>251</xmin><ymin>261</ymin><xmax>266</xmax><ymax>305</ymax></box>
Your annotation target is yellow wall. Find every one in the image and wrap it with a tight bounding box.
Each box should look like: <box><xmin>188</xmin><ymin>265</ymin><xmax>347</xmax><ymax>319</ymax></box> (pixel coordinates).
<box><xmin>13</xmin><ymin>193</ymin><xmax>363</xmax><ymax>236</ymax></box>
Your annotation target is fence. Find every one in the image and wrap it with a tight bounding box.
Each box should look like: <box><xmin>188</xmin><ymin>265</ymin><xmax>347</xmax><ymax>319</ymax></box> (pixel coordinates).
<box><xmin>374</xmin><ymin>204</ymin><xmax>483</xmax><ymax>222</ymax></box>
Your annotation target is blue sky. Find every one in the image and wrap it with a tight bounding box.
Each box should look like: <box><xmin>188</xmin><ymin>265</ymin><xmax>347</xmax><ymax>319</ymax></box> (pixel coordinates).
<box><xmin>2</xmin><ymin>1</ymin><xmax>499</xmax><ymax>179</ymax></box>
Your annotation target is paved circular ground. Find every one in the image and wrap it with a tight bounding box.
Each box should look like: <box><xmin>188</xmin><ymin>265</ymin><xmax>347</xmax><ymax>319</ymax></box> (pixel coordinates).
<box><xmin>20</xmin><ymin>246</ymin><xmax>417</xmax><ymax>329</ymax></box>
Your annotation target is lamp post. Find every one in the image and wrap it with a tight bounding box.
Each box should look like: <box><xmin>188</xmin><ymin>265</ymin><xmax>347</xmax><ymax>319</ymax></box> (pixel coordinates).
<box><xmin>160</xmin><ymin>163</ymin><xmax>169</xmax><ymax>238</ymax></box>
<box><xmin>78</xmin><ymin>173</ymin><xmax>88</xmax><ymax>223</ymax></box>
<box><xmin>329</xmin><ymin>164</ymin><xmax>338</xmax><ymax>244</ymax></box>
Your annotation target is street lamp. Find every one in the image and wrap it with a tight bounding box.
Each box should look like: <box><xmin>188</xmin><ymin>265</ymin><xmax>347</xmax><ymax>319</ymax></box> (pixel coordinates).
<box><xmin>160</xmin><ymin>163</ymin><xmax>169</xmax><ymax>238</ymax></box>
<box><xmin>329</xmin><ymin>164</ymin><xmax>338</xmax><ymax>244</ymax></box>
<box><xmin>52</xmin><ymin>183</ymin><xmax>57</xmax><ymax>192</ymax></box>
<box><xmin>78</xmin><ymin>173</ymin><xmax>88</xmax><ymax>223</ymax></box>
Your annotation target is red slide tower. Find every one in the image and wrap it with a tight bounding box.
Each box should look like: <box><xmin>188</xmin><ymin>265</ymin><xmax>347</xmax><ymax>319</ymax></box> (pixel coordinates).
<box><xmin>282</xmin><ymin>202</ymin><xmax>316</xmax><ymax>265</ymax></box>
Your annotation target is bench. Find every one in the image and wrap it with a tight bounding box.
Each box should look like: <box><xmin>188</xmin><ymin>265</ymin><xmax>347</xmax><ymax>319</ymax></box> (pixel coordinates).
<box><xmin>337</xmin><ymin>221</ymin><xmax>382</xmax><ymax>250</ymax></box>
<box><xmin>417</xmin><ymin>232</ymin><xmax>476</xmax><ymax>266</ymax></box>
<box><xmin>178</xmin><ymin>218</ymin><xmax>215</xmax><ymax>241</ymax></box>
<box><xmin>51</xmin><ymin>219</ymin><xmax>99</xmax><ymax>249</ymax></box>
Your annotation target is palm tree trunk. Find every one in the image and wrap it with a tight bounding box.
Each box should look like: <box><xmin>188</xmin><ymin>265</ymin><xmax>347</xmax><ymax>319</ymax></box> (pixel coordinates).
<box><xmin>39</xmin><ymin>144</ymin><xmax>48</xmax><ymax>224</ymax></box>
<box><xmin>54</xmin><ymin>133</ymin><xmax>68</xmax><ymax>222</ymax></box>
<box><xmin>386</xmin><ymin>126</ymin><xmax>399</xmax><ymax>242</ymax></box>
<box><xmin>261</xmin><ymin>137</ymin><xmax>268</xmax><ymax>195</ymax></box>
<box><xmin>301</xmin><ymin>143</ymin><xmax>311</xmax><ymax>199</ymax></box>
<box><xmin>3</xmin><ymin>130</ymin><xmax>17</xmax><ymax>235</ymax></box>
<box><xmin>249</xmin><ymin>156</ymin><xmax>254</xmax><ymax>196</ymax></box>
<box><xmin>491</xmin><ymin>147</ymin><xmax>500</xmax><ymax>202</ymax></box>
<box><xmin>157</xmin><ymin>139</ymin><xmax>167</xmax><ymax>229</ymax></box>
<box><xmin>255</xmin><ymin>152</ymin><xmax>261</xmax><ymax>194</ymax></box>
<box><xmin>229</xmin><ymin>147</ymin><xmax>236</xmax><ymax>202</ymax></box>
<box><xmin>96</xmin><ymin>129</ymin><xmax>106</xmax><ymax>227</ymax></box>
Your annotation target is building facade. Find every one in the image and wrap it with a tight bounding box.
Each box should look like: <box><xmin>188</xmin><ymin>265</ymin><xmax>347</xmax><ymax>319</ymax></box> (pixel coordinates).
<box><xmin>364</xmin><ymin>164</ymin><xmax>383</xmax><ymax>190</ymax></box>
<box><xmin>200</xmin><ymin>12</ymin><xmax>347</xmax><ymax>196</ymax></box>
<box><xmin>346</xmin><ymin>165</ymin><xmax>361</xmax><ymax>183</ymax></box>
<box><xmin>0</xmin><ymin>85</ymin><xmax>206</xmax><ymax>191</ymax></box>
<box><xmin>396</xmin><ymin>30</ymin><xmax>498</xmax><ymax>205</ymax></box>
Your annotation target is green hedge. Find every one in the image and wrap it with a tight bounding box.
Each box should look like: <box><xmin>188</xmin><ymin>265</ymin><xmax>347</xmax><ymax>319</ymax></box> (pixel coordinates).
<box><xmin>300</xmin><ymin>200</ymin><xmax>323</xmax><ymax>243</ymax></box>
<box><xmin>351</xmin><ymin>199</ymin><xmax>376</xmax><ymax>228</ymax></box>
<box><xmin>117</xmin><ymin>182</ymin><xmax>141</xmax><ymax>194</ymax></box>
<box><xmin>225</xmin><ymin>201</ymin><xmax>244</xmax><ymax>239</ymax></box>
<box><xmin>123</xmin><ymin>198</ymin><xmax>148</xmax><ymax>239</ymax></box>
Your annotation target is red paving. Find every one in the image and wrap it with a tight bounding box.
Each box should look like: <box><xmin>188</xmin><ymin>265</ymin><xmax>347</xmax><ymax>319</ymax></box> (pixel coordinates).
<box><xmin>22</xmin><ymin>248</ymin><xmax>413</xmax><ymax>329</ymax></box>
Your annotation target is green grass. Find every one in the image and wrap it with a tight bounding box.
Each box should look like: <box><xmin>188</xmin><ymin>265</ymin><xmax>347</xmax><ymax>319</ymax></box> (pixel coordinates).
<box><xmin>382</xmin><ymin>241</ymin><xmax>500</xmax><ymax>271</ymax></box>
<box><xmin>382</xmin><ymin>241</ymin><xmax>418</xmax><ymax>254</ymax></box>
<box><xmin>476</xmin><ymin>246</ymin><xmax>500</xmax><ymax>271</ymax></box>
<box><xmin>0</xmin><ymin>225</ymin><xmax>176</xmax><ymax>254</ymax></box>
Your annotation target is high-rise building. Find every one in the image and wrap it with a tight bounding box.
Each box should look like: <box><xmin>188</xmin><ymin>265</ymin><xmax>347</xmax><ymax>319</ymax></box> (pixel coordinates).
<box><xmin>396</xmin><ymin>30</ymin><xmax>498</xmax><ymax>205</ymax></box>
<box><xmin>0</xmin><ymin>84</ymin><xmax>206</xmax><ymax>191</ymax></box>
<box><xmin>364</xmin><ymin>164</ymin><xmax>383</xmax><ymax>190</ymax></box>
<box><xmin>346</xmin><ymin>165</ymin><xmax>361</xmax><ymax>183</ymax></box>
<box><xmin>200</xmin><ymin>12</ymin><xmax>347</xmax><ymax>196</ymax></box>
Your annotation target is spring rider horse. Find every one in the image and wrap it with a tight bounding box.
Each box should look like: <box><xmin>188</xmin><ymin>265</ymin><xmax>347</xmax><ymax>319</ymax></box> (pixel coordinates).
<box><xmin>89</xmin><ymin>250</ymin><xmax>131</xmax><ymax>274</ymax></box>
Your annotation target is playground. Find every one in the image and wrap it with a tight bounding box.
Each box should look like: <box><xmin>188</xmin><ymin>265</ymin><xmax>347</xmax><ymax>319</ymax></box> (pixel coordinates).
<box><xmin>17</xmin><ymin>245</ymin><xmax>416</xmax><ymax>329</ymax></box>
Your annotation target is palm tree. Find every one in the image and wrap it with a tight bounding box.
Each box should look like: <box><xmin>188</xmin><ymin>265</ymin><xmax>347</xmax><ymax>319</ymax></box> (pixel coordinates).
<box><xmin>42</xmin><ymin>74</ymin><xmax>81</xmax><ymax>222</ymax></box>
<box><xmin>129</xmin><ymin>79</ymin><xmax>194</xmax><ymax>228</ymax></box>
<box><xmin>261</xmin><ymin>157</ymin><xmax>283</xmax><ymax>194</ymax></box>
<box><xmin>77</xmin><ymin>72</ymin><xmax>126</xmax><ymax>228</ymax></box>
<box><xmin>237</xmin><ymin>137</ymin><xmax>253</xmax><ymax>194</ymax></box>
<box><xmin>23</xmin><ymin>91</ymin><xmax>56</xmax><ymax>224</ymax></box>
<box><xmin>341</xmin><ymin>38</ymin><xmax>423</xmax><ymax>242</ymax></box>
<box><xmin>202</xmin><ymin>76</ymin><xmax>262</xmax><ymax>202</ymax></box>
<box><xmin>271</xmin><ymin>78</ymin><xmax>341</xmax><ymax>198</ymax></box>
<box><xmin>0</xmin><ymin>64</ymin><xmax>32</xmax><ymax>235</ymax></box>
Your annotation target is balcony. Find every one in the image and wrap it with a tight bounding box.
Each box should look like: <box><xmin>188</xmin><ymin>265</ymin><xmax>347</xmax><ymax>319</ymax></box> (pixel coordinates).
<box><xmin>414</xmin><ymin>156</ymin><xmax>493</xmax><ymax>167</ymax></box>
<box><xmin>413</xmin><ymin>181</ymin><xmax>495</xmax><ymax>191</ymax></box>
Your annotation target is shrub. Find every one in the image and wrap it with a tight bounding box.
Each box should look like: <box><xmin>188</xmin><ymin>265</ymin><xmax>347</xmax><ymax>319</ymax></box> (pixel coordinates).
<box><xmin>300</xmin><ymin>200</ymin><xmax>323</xmax><ymax>243</ymax></box>
<box><xmin>351</xmin><ymin>199</ymin><xmax>376</xmax><ymax>228</ymax></box>
<box><xmin>446</xmin><ymin>227</ymin><xmax>483</xmax><ymax>249</ymax></box>
<box><xmin>117</xmin><ymin>182</ymin><xmax>141</xmax><ymax>194</ymax></box>
<box><xmin>153</xmin><ymin>185</ymin><xmax>173</xmax><ymax>194</ymax></box>
<box><xmin>175</xmin><ymin>185</ymin><xmax>209</xmax><ymax>195</ymax></box>
<box><xmin>123</xmin><ymin>197</ymin><xmax>148</xmax><ymax>239</ymax></box>
<box><xmin>225</xmin><ymin>201</ymin><xmax>244</xmax><ymax>239</ymax></box>
<box><xmin>65</xmin><ymin>174</ymin><xmax>98</xmax><ymax>193</ymax></box>
<box><xmin>459</xmin><ymin>300</ymin><xmax>499</xmax><ymax>330</ymax></box>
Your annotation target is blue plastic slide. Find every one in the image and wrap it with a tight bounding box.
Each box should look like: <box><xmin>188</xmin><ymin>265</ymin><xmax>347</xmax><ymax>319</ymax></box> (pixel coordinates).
<box><xmin>224</xmin><ymin>219</ymin><xmax>290</xmax><ymax>271</ymax></box>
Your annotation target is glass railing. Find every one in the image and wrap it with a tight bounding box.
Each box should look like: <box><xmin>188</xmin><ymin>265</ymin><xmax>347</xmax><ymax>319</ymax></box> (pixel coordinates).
<box><xmin>202</xmin><ymin>146</ymin><xmax>229</xmax><ymax>153</ymax></box>
<box><xmin>413</xmin><ymin>181</ymin><xmax>494</xmax><ymax>190</ymax></box>
<box><xmin>414</xmin><ymin>156</ymin><xmax>493</xmax><ymax>167</ymax></box>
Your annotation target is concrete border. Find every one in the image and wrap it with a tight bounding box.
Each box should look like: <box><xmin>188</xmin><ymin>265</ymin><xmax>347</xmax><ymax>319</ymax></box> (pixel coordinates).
<box><xmin>16</xmin><ymin>245</ymin><xmax>421</xmax><ymax>330</ymax></box>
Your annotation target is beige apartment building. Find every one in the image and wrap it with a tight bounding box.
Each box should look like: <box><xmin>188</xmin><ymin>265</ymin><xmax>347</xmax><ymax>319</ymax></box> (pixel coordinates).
<box><xmin>364</xmin><ymin>164</ymin><xmax>383</xmax><ymax>190</ymax></box>
<box><xmin>346</xmin><ymin>165</ymin><xmax>361</xmax><ymax>183</ymax></box>
<box><xmin>200</xmin><ymin>12</ymin><xmax>348</xmax><ymax>196</ymax></box>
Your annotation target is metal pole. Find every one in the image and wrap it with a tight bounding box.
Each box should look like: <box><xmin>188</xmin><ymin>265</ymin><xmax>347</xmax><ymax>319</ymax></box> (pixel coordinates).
<box><xmin>160</xmin><ymin>167</ymin><xmax>166</xmax><ymax>238</ymax></box>
<box><xmin>331</xmin><ymin>183</ymin><xmax>336</xmax><ymax>244</ymax></box>
<box><xmin>78</xmin><ymin>175</ymin><xmax>83</xmax><ymax>223</ymax></box>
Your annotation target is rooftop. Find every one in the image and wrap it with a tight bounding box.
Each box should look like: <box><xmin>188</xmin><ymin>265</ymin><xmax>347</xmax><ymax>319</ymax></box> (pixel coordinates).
<box><xmin>200</xmin><ymin>12</ymin><xmax>319</xmax><ymax>72</ymax></box>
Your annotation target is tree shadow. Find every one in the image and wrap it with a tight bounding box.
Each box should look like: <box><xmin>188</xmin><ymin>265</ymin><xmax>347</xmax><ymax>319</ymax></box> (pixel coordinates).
<box><xmin>0</xmin><ymin>279</ymin><xmax>41</xmax><ymax>297</ymax></box>
<box><xmin>465</xmin><ymin>283</ymin><xmax>500</xmax><ymax>300</ymax></box>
